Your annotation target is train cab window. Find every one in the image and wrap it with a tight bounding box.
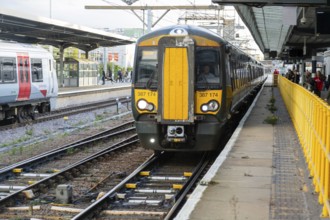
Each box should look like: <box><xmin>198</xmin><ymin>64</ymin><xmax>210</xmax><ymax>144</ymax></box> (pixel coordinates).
<box><xmin>31</xmin><ymin>58</ymin><xmax>43</xmax><ymax>82</ymax></box>
<box><xmin>195</xmin><ymin>48</ymin><xmax>221</xmax><ymax>90</ymax></box>
<box><xmin>135</xmin><ymin>48</ymin><xmax>158</xmax><ymax>89</ymax></box>
<box><xmin>0</xmin><ymin>57</ymin><xmax>16</xmax><ymax>83</ymax></box>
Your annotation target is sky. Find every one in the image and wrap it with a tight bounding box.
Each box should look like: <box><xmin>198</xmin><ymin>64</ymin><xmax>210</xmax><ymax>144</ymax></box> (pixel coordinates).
<box><xmin>1</xmin><ymin>0</ymin><xmax>220</xmax><ymax>30</ymax></box>
<box><xmin>1</xmin><ymin>0</ymin><xmax>262</xmax><ymax>58</ymax></box>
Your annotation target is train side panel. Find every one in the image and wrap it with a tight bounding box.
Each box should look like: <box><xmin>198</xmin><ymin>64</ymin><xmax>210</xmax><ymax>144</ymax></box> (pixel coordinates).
<box><xmin>0</xmin><ymin>42</ymin><xmax>58</xmax><ymax>121</ymax></box>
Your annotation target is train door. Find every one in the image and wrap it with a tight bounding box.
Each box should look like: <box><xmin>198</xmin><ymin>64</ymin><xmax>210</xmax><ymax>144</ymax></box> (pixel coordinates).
<box><xmin>158</xmin><ymin>37</ymin><xmax>195</xmax><ymax>123</ymax></box>
<box><xmin>17</xmin><ymin>53</ymin><xmax>31</xmax><ymax>101</ymax></box>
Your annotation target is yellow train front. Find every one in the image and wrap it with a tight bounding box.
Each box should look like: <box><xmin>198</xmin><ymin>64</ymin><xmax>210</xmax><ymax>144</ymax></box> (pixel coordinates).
<box><xmin>132</xmin><ymin>25</ymin><xmax>265</xmax><ymax>151</ymax></box>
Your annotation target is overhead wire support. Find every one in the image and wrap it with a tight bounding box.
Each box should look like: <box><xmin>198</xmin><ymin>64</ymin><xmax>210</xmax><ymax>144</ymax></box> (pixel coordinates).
<box><xmin>85</xmin><ymin>5</ymin><xmax>222</xmax><ymax>10</ymax></box>
<box><xmin>85</xmin><ymin>4</ymin><xmax>223</xmax><ymax>33</ymax></box>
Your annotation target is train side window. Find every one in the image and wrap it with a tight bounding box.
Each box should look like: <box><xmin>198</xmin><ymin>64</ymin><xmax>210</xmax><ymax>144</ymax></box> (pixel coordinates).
<box><xmin>135</xmin><ymin>48</ymin><xmax>158</xmax><ymax>88</ymax></box>
<box><xmin>31</xmin><ymin>58</ymin><xmax>43</xmax><ymax>82</ymax></box>
<box><xmin>0</xmin><ymin>57</ymin><xmax>16</xmax><ymax>83</ymax></box>
<box><xmin>230</xmin><ymin>59</ymin><xmax>237</xmax><ymax>90</ymax></box>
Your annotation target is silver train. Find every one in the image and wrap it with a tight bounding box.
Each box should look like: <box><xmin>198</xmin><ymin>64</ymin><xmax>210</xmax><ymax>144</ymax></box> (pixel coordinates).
<box><xmin>0</xmin><ymin>41</ymin><xmax>58</xmax><ymax>122</ymax></box>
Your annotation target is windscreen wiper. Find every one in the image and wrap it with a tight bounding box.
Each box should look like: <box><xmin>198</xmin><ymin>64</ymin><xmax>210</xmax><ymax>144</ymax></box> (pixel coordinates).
<box><xmin>146</xmin><ymin>71</ymin><xmax>157</xmax><ymax>89</ymax></box>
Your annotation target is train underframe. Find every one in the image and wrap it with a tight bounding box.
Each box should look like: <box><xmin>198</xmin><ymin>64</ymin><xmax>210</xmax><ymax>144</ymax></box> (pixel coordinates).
<box><xmin>135</xmin><ymin>120</ymin><xmax>227</xmax><ymax>151</ymax></box>
<box><xmin>0</xmin><ymin>99</ymin><xmax>51</xmax><ymax>123</ymax></box>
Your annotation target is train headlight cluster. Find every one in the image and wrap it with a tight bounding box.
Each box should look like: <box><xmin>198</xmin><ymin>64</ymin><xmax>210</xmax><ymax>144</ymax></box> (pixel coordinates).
<box><xmin>201</xmin><ymin>100</ymin><xmax>219</xmax><ymax>112</ymax></box>
<box><xmin>137</xmin><ymin>99</ymin><xmax>154</xmax><ymax>111</ymax></box>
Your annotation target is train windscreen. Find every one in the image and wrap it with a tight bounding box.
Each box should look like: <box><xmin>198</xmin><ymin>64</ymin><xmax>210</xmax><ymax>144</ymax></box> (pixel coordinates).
<box><xmin>135</xmin><ymin>48</ymin><xmax>158</xmax><ymax>89</ymax></box>
<box><xmin>195</xmin><ymin>48</ymin><xmax>221</xmax><ymax>90</ymax></box>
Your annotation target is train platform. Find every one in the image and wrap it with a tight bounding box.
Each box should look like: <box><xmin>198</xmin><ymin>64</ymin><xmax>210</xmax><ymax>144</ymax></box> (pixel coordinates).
<box><xmin>58</xmin><ymin>81</ymin><xmax>131</xmax><ymax>95</ymax></box>
<box><xmin>176</xmin><ymin>83</ymin><xmax>327</xmax><ymax>220</ymax></box>
<box><xmin>54</xmin><ymin>81</ymin><xmax>131</xmax><ymax>110</ymax></box>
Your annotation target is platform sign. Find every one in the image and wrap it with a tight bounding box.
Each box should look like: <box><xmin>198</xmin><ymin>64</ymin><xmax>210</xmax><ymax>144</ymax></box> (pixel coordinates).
<box><xmin>212</xmin><ymin>0</ymin><xmax>329</xmax><ymax>6</ymax></box>
<box><xmin>108</xmin><ymin>53</ymin><xmax>119</xmax><ymax>62</ymax></box>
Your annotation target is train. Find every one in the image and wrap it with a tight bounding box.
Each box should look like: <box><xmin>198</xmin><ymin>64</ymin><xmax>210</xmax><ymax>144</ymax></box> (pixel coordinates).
<box><xmin>0</xmin><ymin>41</ymin><xmax>58</xmax><ymax>123</ymax></box>
<box><xmin>131</xmin><ymin>25</ymin><xmax>266</xmax><ymax>152</ymax></box>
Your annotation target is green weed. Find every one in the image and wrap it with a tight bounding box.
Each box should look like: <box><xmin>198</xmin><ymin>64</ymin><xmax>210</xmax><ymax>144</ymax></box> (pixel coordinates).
<box><xmin>25</xmin><ymin>128</ymin><xmax>34</xmax><ymax>136</ymax></box>
<box><xmin>264</xmin><ymin>115</ymin><xmax>278</xmax><ymax>125</ymax></box>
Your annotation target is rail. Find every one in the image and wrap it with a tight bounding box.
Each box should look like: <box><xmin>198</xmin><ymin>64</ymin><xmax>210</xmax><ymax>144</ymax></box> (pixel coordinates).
<box><xmin>278</xmin><ymin>75</ymin><xmax>330</xmax><ymax>217</ymax></box>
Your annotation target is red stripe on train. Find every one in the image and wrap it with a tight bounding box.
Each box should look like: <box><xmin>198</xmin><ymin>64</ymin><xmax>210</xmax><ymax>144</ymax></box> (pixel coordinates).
<box><xmin>40</xmin><ymin>90</ymin><xmax>47</xmax><ymax>97</ymax></box>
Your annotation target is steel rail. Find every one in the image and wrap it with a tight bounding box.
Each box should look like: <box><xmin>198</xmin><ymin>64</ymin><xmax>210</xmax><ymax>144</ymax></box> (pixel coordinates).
<box><xmin>0</xmin><ymin>96</ymin><xmax>131</xmax><ymax>130</ymax></box>
<box><xmin>0</xmin><ymin>121</ymin><xmax>135</xmax><ymax>181</ymax></box>
<box><xmin>40</xmin><ymin>96</ymin><xmax>131</xmax><ymax>121</ymax></box>
<box><xmin>0</xmin><ymin>134</ymin><xmax>139</xmax><ymax>207</ymax></box>
<box><xmin>72</xmin><ymin>152</ymin><xmax>211</xmax><ymax>220</ymax></box>
<box><xmin>72</xmin><ymin>152</ymin><xmax>158</xmax><ymax>220</ymax></box>
<box><xmin>165</xmin><ymin>153</ymin><xmax>211</xmax><ymax>220</ymax></box>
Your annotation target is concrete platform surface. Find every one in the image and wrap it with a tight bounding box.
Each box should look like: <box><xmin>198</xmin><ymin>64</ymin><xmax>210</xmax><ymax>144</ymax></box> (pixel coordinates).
<box><xmin>55</xmin><ymin>82</ymin><xmax>131</xmax><ymax>110</ymax></box>
<box><xmin>175</xmin><ymin>85</ymin><xmax>326</xmax><ymax>220</ymax></box>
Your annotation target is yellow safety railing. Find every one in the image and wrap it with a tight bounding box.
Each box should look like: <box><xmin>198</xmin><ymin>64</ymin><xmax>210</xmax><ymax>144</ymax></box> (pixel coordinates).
<box><xmin>278</xmin><ymin>75</ymin><xmax>330</xmax><ymax>217</ymax></box>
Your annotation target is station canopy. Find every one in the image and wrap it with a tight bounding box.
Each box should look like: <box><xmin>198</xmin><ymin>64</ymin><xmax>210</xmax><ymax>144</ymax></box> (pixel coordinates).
<box><xmin>0</xmin><ymin>8</ymin><xmax>135</xmax><ymax>52</ymax></box>
<box><xmin>212</xmin><ymin>0</ymin><xmax>330</xmax><ymax>60</ymax></box>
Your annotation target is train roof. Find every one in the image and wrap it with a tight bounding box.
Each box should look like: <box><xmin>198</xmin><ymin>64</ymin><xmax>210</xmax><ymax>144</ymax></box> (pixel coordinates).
<box><xmin>137</xmin><ymin>25</ymin><xmax>227</xmax><ymax>45</ymax></box>
<box><xmin>137</xmin><ymin>25</ymin><xmax>261</xmax><ymax>65</ymax></box>
<box><xmin>0</xmin><ymin>41</ymin><xmax>51</xmax><ymax>54</ymax></box>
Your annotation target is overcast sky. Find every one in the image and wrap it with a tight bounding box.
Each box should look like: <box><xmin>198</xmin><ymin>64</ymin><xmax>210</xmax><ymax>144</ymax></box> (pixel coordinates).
<box><xmin>1</xmin><ymin>0</ymin><xmax>218</xmax><ymax>30</ymax></box>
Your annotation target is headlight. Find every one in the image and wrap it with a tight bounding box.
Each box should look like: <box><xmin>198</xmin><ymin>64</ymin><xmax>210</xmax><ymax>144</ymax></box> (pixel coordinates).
<box><xmin>137</xmin><ymin>99</ymin><xmax>148</xmax><ymax>109</ymax></box>
<box><xmin>137</xmin><ymin>99</ymin><xmax>154</xmax><ymax>111</ymax></box>
<box><xmin>201</xmin><ymin>100</ymin><xmax>219</xmax><ymax>112</ymax></box>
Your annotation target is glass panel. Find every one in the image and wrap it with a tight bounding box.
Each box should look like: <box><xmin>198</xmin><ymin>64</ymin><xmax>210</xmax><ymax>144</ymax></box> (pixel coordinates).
<box><xmin>135</xmin><ymin>47</ymin><xmax>158</xmax><ymax>88</ymax></box>
<box><xmin>31</xmin><ymin>58</ymin><xmax>43</xmax><ymax>82</ymax></box>
<box><xmin>24</xmin><ymin>59</ymin><xmax>29</xmax><ymax>83</ymax></box>
<box><xmin>195</xmin><ymin>48</ymin><xmax>221</xmax><ymax>90</ymax></box>
<box><xmin>1</xmin><ymin>57</ymin><xmax>16</xmax><ymax>83</ymax></box>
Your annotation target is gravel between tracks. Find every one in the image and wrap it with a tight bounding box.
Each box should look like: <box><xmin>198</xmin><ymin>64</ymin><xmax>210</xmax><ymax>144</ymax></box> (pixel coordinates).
<box><xmin>0</xmin><ymin>104</ymin><xmax>133</xmax><ymax>168</ymax></box>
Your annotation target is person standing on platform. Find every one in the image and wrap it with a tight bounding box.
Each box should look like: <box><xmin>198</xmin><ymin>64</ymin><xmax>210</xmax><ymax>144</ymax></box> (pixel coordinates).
<box><xmin>102</xmin><ymin>70</ymin><xmax>106</xmax><ymax>85</ymax></box>
<box><xmin>117</xmin><ymin>69</ymin><xmax>123</xmax><ymax>83</ymax></box>
<box><xmin>325</xmin><ymin>75</ymin><xmax>330</xmax><ymax>103</ymax></box>
<box><xmin>304</xmin><ymin>70</ymin><xmax>311</xmax><ymax>89</ymax></box>
<box><xmin>294</xmin><ymin>70</ymin><xmax>300</xmax><ymax>84</ymax></box>
<box><xmin>313</xmin><ymin>71</ymin><xmax>323</xmax><ymax>97</ymax></box>
<box><xmin>326</xmin><ymin>86</ymin><xmax>330</xmax><ymax>104</ymax></box>
<box><xmin>108</xmin><ymin>69</ymin><xmax>114</xmax><ymax>84</ymax></box>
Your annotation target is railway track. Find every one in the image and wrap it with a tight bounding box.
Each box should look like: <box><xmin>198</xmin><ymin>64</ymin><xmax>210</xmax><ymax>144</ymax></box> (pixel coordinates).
<box><xmin>0</xmin><ymin>96</ymin><xmax>131</xmax><ymax>131</ymax></box>
<box><xmin>0</xmin><ymin>136</ymin><xmax>152</xmax><ymax>219</ymax></box>
<box><xmin>0</xmin><ymin>121</ymin><xmax>137</xmax><ymax>199</ymax></box>
<box><xmin>0</xmin><ymin>142</ymin><xmax>212</xmax><ymax>219</ymax></box>
<box><xmin>73</xmin><ymin>152</ymin><xmax>212</xmax><ymax>220</ymax></box>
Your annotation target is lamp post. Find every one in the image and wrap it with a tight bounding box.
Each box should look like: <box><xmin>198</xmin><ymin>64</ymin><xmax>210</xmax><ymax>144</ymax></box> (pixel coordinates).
<box><xmin>112</xmin><ymin>56</ymin><xmax>115</xmax><ymax>80</ymax></box>
<box><xmin>49</xmin><ymin>0</ymin><xmax>52</xmax><ymax>18</ymax></box>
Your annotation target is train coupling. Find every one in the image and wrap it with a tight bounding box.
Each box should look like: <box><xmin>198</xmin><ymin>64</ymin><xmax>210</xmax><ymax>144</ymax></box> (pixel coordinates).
<box><xmin>166</xmin><ymin>126</ymin><xmax>186</xmax><ymax>143</ymax></box>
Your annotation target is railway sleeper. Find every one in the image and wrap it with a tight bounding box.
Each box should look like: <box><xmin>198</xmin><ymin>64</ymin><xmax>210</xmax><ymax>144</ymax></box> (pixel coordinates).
<box><xmin>147</xmin><ymin>176</ymin><xmax>187</xmax><ymax>181</ymax></box>
<box><xmin>101</xmin><ymin>210</ymin><xmax>166</xmax><ymax>217</ymax></box>
<box><xmin>125</xmin><ymin>182</ymin><xmax>183</xmax><ymax>190</ymax></box>
<box><xmin>20</xmin><ymin>173</ymin><xmax>52</xmax><ymax>178</ymax></box>
<box><xmin>116</xmin><ymin>191</ymin><xmax>175</xmax><ymax>200</ymax></box>
<box><xmin>0</xmin><ymin>185</ymin><xmax>26</xmax><ymax>192</ymax></box>
<box><xmin>124</xmin><ymin>199</ymin><xmax>163</xmax><ymax>206</ymax></box>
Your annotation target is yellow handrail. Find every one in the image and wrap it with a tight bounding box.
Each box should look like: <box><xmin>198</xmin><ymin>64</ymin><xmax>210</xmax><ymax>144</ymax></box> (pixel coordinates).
<box><xmin>278</xmin><ymin>75</ymin><xmax>330</xmax><ymax>217</ymax></box>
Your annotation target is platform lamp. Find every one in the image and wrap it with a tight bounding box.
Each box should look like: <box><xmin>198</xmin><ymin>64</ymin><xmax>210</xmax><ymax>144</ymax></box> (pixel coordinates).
<box><xmin>121</xmin><ymin>0</ymin><xmax>139</xmax><ymax>5</ymax></box>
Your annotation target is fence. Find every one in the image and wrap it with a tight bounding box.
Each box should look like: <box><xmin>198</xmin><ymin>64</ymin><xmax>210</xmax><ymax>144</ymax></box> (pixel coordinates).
<box><xmin>278</xmin><ymin>75</ymin><xmax>330</xmax><ymax>217</ymax></box>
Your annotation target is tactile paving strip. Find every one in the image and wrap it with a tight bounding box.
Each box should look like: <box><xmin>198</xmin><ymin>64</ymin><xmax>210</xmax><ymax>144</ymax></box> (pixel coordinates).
<box><xmin>270</xmin><ymin>87</ymin><xmax>322</xmax><ymax>220</ymax></box>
